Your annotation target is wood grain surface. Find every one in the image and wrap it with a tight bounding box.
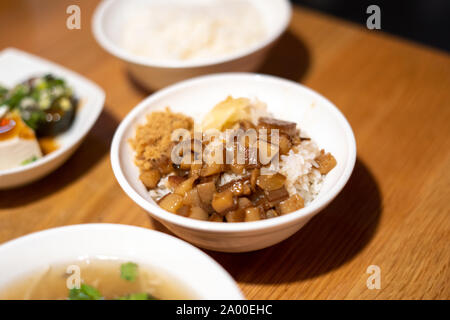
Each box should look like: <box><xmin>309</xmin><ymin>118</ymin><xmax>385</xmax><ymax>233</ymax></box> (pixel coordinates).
<box><xmin>0</xmin><ymin>0</ymin><xmax>449</xmax><ymax>300</ymax></box>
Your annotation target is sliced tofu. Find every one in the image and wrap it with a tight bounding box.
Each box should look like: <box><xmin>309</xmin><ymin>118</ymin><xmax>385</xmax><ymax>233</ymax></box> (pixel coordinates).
<box><xmin>0</xmin><ymin>112</ymin><xmax>42</xmax><ymax>170</ymax></box>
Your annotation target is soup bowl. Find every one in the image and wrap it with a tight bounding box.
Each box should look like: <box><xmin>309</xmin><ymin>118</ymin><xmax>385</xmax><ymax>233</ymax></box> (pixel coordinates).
<box><xmin>0</xmin><ymin>224</ymin><xmax>243</xmax><ymax>299</ymax></box>
<box><xmin>111</xmin><ymin>73</ymin><xmax>357</xmax><ymax>252</ymax></box>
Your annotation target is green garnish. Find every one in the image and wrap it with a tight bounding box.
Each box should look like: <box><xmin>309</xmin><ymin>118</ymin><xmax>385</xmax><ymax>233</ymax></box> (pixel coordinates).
<box><xmin>120</xmin><ymin>262</ymin><xmax>138</xmax><ymax>282</ymax></box>
<box><xmin>0</xmin><ymin>86</ymin><xmax>7</xmax><ymax>103</ymax></box>
<box><xmin>21</xmin><ymin>156</ymin><xmax>38</xmax><ymax>165</ymax></box>
<box><xmin>5</xmin><ymin>84</ymin><xmax>28</xmax><ymax>109</ymax></box>
<box><xmin>68</xmin><ymin>284</ymin><xmax>103</xmax><ymax>300</ymax></box>
<box><xmin>117</xmin><ymin>293</ymin><xmax>157</xmax><ymax>300</ymax></box>
<box><xmin>22</xmin><ymin>108</ymin><xmax>46</xmax><ymax>130</ymax></box>
<box><xmin>66</xmin><ymin>262</ymin><xmax>161</xmax><ymax>301</ymax></box>
<box><xmin>0</xmin><ymin>74</ymin><xmax>77</xmax><ymax>136</ymax></box>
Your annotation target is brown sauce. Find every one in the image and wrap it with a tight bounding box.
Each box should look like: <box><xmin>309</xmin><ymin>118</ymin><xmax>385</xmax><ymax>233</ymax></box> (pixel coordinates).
<box><xmin>38</xmin><ymin>137</ymin><xmax>60</xmax><ymax>155</ymax></box>
<box><xmin>0</xmin><ymin>112</ymin><xmax>36</xmax><ymax>142</ymax></box>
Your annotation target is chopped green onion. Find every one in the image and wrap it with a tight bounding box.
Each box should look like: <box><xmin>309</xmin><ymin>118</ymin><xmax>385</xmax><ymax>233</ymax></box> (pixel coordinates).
<box><xmin>68</xmin><ymin>284</ymin><xmax>103</xmax><ymax>300</ymax></box>
<box><xmin>117</xmin><ymin>293</ymin><xmax>157</xmax><ymax>300</ymax></box>
<box><xmin>120</xmin><ymin>262</ymin><xmax>139</xmax><ymax>282</ymax></box>
<box><xmin>21</xmin><ymin>156</ymin><xmax>38</xmax><ymax>165</ymax></box>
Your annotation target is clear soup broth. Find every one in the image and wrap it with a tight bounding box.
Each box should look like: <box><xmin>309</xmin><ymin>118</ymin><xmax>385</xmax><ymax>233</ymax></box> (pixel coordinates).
<box><xmin>0</xmin><ymin>259</ymin><xmax>196</xmax><ymax>300</ymax></box>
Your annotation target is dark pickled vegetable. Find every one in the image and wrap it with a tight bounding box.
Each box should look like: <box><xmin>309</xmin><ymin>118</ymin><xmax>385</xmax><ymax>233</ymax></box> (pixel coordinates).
<box><xmin>34</xmin><ymin>96</ymin><xmax>77</xmax><ymax>136</ymax></box>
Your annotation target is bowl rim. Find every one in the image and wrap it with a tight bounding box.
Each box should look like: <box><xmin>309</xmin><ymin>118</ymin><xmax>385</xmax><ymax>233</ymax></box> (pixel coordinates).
<box><xmin>0</xmin><ymin>48</ymin><xmax>105</xmax><ymax>177</ymax></box>
<box><xmin>0</xmin><ymin>223</ymin><xmax>244</xmax><ymax>299</ymax></box>
<box><xmin>92</xmin><ymin>0</ymin><xmax>292</xmax><ymax>69</ymax></box>
<box><xmin>111</xmin><ymin>73</ymin><xmax>357</xmax><ymax>233</ymax></box>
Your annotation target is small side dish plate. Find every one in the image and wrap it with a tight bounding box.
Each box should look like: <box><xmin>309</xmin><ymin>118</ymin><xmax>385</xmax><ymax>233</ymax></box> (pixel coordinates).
<box><xmin>0</xmin><ymin>48</ymin><xmax>105</xmax><ymax>189</ymax></box>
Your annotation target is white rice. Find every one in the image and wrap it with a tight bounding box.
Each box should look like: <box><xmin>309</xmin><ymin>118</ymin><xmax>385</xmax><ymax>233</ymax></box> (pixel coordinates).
<box><xmin>279</xmin><ymin>140</ymin><xmax>323</xmax><ymax>204</ymax></box>
<box><xmin>121</xmin><ymin>0</ymin><xmax>267</xmax><ymax>62</ymax></box>
<box><xmin>149</xmin><ymin>175</ymin><xmax>171</xmax><ymax>200</ymax></box>
<box><xmin>248</xmin><ymin>98</ymin><xmax>272</xmax><ymax>124</ymax></box>
<box><xmin>219</xmin><ymin>172</ymin><xmax>243</xmax><ymax>186</ymax></box>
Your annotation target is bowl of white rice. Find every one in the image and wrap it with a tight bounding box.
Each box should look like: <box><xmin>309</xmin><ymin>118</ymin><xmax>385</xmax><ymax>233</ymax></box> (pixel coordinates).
<box><xmin>93</xmin><ymin>0</ymin><xmax>291</xmax><ymax>90</ymax></box>
<box><xmin>111</xmin><ymin>73</ymin><xmax>356</xmax><ymax>252</ymax></box>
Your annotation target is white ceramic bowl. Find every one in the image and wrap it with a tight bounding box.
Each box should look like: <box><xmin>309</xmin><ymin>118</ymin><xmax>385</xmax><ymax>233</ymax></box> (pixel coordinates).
<box><xmin>111</xmin><ymin>73</ymin><xmax>356</xmax><ymax>252</ymax></box>
<box><xmin>92</xmin><ymin>0</ymin><xmax>291</xmax><ymax>90</ymax></box>
<box><xmin>0</xmin><ymin>224</ymin><xmax>243</xmax><ymax>300</ymax></box>
<box><xmin>0</xmin><ymin>48</ymin><xmax>105</xmax><ymax>189</ymax></box>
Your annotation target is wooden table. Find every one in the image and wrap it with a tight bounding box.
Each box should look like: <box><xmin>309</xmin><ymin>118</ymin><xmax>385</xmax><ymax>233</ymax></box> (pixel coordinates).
<box><xmin>1</xmin><ymin>0</ymin><xmax>449</xmax><ymax>300</ymax></box>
